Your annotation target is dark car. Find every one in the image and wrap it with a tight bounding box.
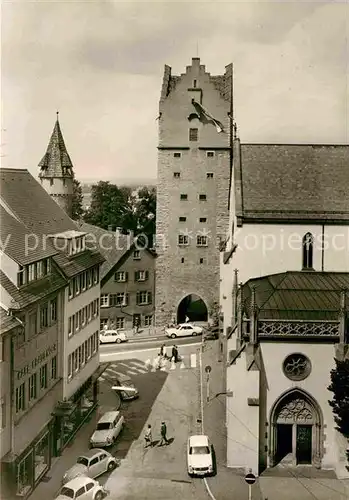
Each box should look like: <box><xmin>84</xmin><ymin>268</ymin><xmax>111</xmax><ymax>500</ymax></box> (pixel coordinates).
<box><xmin>114</xmin><ymin>374</ymin><xmax>139</xmax><ymax>401</ymax></box>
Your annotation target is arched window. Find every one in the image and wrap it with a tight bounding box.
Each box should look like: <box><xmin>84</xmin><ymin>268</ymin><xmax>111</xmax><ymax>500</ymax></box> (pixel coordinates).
<box><xmin>302</xmin><ymin>233</ymin><xmax>314</xmax><ymax>269</ymax></box>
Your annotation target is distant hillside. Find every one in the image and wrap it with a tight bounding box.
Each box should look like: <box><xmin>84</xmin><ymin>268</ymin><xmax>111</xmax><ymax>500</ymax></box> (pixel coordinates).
<box><xmin>81</xmin><ymin>178</ymin><xmax>156</xmax><ymax>192</ymax></box>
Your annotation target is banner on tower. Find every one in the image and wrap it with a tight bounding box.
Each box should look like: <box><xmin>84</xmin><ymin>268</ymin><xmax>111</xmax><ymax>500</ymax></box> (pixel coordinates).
<box><xmin>191</xmin><ymin>99</ymin><xmax>225</xmax><ymax>133</ymax></box>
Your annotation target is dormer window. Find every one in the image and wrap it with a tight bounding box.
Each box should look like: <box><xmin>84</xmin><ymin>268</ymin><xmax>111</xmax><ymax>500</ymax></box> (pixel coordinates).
<box><xmin>24</xmin><ymin>258</ymin><xmax>51</xmax><ymax>285</ymax></box>
<box><xmin>17</xmin><ymin>266</ymin><xmax>25</xmax><ymax>287</ymax></box>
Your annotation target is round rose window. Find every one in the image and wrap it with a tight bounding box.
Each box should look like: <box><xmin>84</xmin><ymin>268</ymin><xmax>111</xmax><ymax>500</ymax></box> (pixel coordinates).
<box><xmin>282</xmin><ymin>353</ymin><xmax>311</xmax><ymax>381</ymax></box>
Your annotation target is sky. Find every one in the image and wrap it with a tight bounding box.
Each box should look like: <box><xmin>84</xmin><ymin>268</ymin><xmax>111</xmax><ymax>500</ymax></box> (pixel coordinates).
<box><xmin>1</xmin><ymin>0</ymin><xmax>348</xmax><ymax>182</ymax></box>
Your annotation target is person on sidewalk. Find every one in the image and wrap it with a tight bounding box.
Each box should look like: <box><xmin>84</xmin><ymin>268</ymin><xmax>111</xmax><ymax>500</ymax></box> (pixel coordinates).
<box><xmin>171</xmin><ymin>345</ymin><xmax>177</xmax><ymax>362</ymax></box>
<box><xmin>185</xmin><ymin>315</ymin><xmax>190</xmax><ymax>323</ymax></box>
<box><xmin>160</xmin><ymin>344</ymin><xmax>165</xmax><ymax>357</ymax></box>
<box><xmin>159</xmin><ymin>421</ymin><xmax>170</xmax><ymax>446</ymax></box>
<box><xmin>144</xmin><ymin>424</ymin><xmax>152</xmax><ymax>448</ymax></box>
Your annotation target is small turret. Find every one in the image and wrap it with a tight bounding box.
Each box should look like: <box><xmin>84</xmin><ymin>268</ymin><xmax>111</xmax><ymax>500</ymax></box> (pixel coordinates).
<box><xmin>38</xmin><ymin>112</ymin><xmax>74</xmax><ymax>217</ymax></box>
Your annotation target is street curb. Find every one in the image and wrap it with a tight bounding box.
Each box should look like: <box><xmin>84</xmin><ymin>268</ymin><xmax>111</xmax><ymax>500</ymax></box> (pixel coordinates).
<box><xmin>198</xmin><ymin>344</ymin><xmax>218</xmax><ymax>500</ymax></box>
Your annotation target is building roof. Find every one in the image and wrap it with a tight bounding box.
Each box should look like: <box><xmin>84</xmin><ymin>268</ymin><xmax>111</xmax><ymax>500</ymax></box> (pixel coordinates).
<box><xmin>53</xmin><ymin>249</ymin><xmax>105</xmax><ymax>278</ymax></box>
<box><xmin>77</xmin><ymin>222</ymin><xmax>132</xmax><ymax>279</ymax></box>
<box><xmin>0</xmin><ymin>205</ymin><xmax>58</xmax><ymax>265</ymax></box>
<box><xmin>38</xmin><ymin>115</ymin><xmax>74</xmax><ymax>178</ymax></box>
<box><xmin>235</xmin><ymin>143</ymin><xmax>349</xmax><ymax>223</ymax></box>
<box><xmin>0</xmin><ymin>306</ymin><xmax>22</xmax><ymax>335</ymax></box>
<box><xmin>242</xmin><ymin>271</ymin><xmax>349</xmax><ymax>321</ymax></box>
<box><xmin>0</xmin><ymin>168</ymin><xmax>77</xmax><ymax>236</ymax></box>
<box><xmin>0</xmin><ymin>268</ymin><xmax>68</xmax><ymax>310</ymax></box>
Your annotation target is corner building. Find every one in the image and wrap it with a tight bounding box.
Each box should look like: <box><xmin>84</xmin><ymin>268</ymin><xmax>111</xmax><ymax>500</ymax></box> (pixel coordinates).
<box><xmin>155</xmin><ymin>58</ymin><xmax>233</xmax><ymax>326</ymax></box>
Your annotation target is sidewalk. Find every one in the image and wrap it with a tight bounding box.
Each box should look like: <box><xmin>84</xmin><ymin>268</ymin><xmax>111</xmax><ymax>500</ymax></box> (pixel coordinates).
<box><xmin>201</xmin><ymin>340</ymin><xmax>262</xmax><ymax>500</ymax></box>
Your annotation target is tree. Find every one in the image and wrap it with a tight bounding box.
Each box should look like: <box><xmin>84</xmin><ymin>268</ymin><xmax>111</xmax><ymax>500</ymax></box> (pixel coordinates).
<box><xmin>83</xmin><ymin>182</ymin><xmax>156</xmax><ymax>246</ymax></box>
<box><xmin>83</xmin><ymin>181</ymin><xmax>134</xmax><ymax>231</ymax></box>
<box><xmin>71</xmin><ymin>178</ymin><xmax>84</xmax><ymax>221</ymax></box>
<box><xmin>328</xmin><ymin>358</ymin><xmax>349</xmax><ymax>439</ymax></box>
<box><xmin>134</xmin><ymin>186</ymin><xmax>156</xmax><ymax>241</ymax></box>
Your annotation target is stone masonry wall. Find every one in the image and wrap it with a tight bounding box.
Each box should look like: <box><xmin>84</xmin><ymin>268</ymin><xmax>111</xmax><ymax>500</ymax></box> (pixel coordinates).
<box><xmin>155</xmin><ymin>58</ymin><xmax>232</xmax><ymax>326</ymax></box>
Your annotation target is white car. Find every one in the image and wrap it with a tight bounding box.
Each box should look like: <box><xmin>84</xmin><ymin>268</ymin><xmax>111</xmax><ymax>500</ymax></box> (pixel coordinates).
<box><xmin>187</xmin><ymin>435</ymin><xmax>214</xmax><ymax>477</ymax></box>
<box><xmin>99</xmin><ymin>329</ymin><xmax>127</xmax><ymax>344</ymax></box>
<box><xmin>56</xmin><ymin>477</ymin><xmax>107</xmax><ymax>500</ymax></box>
<box><xmin>90</xmin><ymin>411</ymin><xmax>125</xmax><ymax>448</ymax></box>
<box><xmin>165</xmin><ymin>323</ymin><xmax>203</xmax><ymax>338</ymax></box>
<box><xmin>62</xmin><ymin>449</ymin><xmax>119</xmax><ymax>484</ymax></box>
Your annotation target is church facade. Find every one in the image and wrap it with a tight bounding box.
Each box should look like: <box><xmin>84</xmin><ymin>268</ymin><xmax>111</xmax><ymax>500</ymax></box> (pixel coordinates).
<box><xmin>221</xmin><ymin>138</ymin><xmax>349</xmax><ymax>477</ymax></box>
<box><xmin>155</xmin><ymin>58</ymin><xmax>233</xmax><ymax>326</ymax></box>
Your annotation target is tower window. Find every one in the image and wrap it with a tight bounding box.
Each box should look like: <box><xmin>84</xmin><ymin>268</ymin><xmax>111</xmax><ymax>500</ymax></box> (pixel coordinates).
<box><xmin>181</xmin><ymin>258</ymin><xmax>185</xmax><ymax>263</ymax></box>
<box><xmin>302</xmin><ymin>233</ymin><xmax>314</xmax><ymax>269</ymax></box>
<box><xmin>178</xmin><ymin>235</ymin><xmax>189</xmax><ymax>246</ymax></box>
<box><xmin>179</xmin><ymin>217</ymin><xmax>186</xmax><ymax>222</ymax></box>
<box><xmin>180</xmin><ymin>194</ymin><xmax>188</xmax><ymax>200</ymax></box>
<box><xmin>197</xmin><ymin>235</ymin><xmax>208</xmax><ymax>247</ymax></box>
<box><xmin>199</xmin><ymin>217</ymin><xmax>207</xmax><ymax>223</ymax></box>
<box><xmin>174</xmin><ymin>172</ymin><xmax>180</xmax><ymax>178</ymax></box>
<box><xmin>199</xmin><ymin>194</ymin><xmax>207</xmax><ymax>201</ymax></box>
<box><xmin>174</xmin><ymin>152</ymin><xmax>181</xmax><ymax>158</ymax></box>
<box><xmin>189</xmin><ymin>128</ymin><xmax>198</xmax><ymax>142</ymax></box>
<box><xmin>207</xmin><ymin>173</ymin><xmax>214</xmax><ymax>179</ymax></box>
<box><xmin>199</xmin><ymin>258</ymin><xmax>204</xmax><ymax>264</ymax></box>
<box><xmin>193</xmin><ymin>80</ymin><xmax>197</xmax><ymax>88</ymax></box>
<box><xmin>206</xmin><ymin>151</ymin><xmax>215</xmax><ymax>157</ymax></box>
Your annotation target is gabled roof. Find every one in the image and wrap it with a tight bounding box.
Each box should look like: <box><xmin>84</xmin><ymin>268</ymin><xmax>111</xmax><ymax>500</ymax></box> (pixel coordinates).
<box><xmin>0</xmin><ymin>267</ymin><xmax>67</xmax><ymax>310</ymax></box>
<box><xmin>0</xmin><ymin>205</ymin><xmax>58</xmax><ymax>265</ymax></box>
<box><xmin>77</xmin><ymin>222</ymin><xmax>132</xmax><ymax>279</ymax></box>
<box><xmin>234</xmin><ymin>143</ymin><xmax>349</xmax><ymax>223</ymax></box>
<box><xmin>242</xmin><ymin>271</ymin><xmax>349</xmax><ymax>321</ymax></box>
<box><xmin>38</xmin><ymin>115</ymin><xmax>74</xmax><ymax>178</ymax></box>
<box><xmin>0</xmin><ymin>306</ymin><xmax>22</xmax><ymax>335</ymax></box>
<box><xmin>0</xmin><ymin>168</ymin><xmax>77</xmax><ymax>236</ymax></box>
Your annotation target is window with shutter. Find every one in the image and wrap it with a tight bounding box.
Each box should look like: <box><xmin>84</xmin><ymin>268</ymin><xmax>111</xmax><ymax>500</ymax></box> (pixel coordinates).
<box><xmin>134</xmin><ymin>271</ymin><xmax>138</xmax><ymax>282</ymax></box>
<box><xmin>145</xmin><ymin>270</ymin><xmax>149</xmax><ymax>280</ymax></box>
<box><xmin>136</xmin><ymin>292</ymin><xmax>140</xmax><ymax>305</ymax></box>
<box><xmin>147</xmin><ymin>292</ymin><xmax>152</xmax><ymax>305</ymax></box>
<box><xmin>125</xmin><ymin>293</ymin><xmax>129</xmax><ymax>305</ymax></box>
<box><xmin>125</xmin><ymin>271</ymin><xmax>128</xmax><ymax>282</ymax></box>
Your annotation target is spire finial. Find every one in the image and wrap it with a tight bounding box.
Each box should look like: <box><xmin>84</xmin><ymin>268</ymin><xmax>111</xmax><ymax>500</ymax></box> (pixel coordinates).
<box><xmin>196</xmin><ymin>41</ymin><xmax>199</xmax><ymax>57</ymax></box>
<box><xmin>56</xmin><ymin>110</ymin><xmax>59</xmax><ymax>121</ymax></box>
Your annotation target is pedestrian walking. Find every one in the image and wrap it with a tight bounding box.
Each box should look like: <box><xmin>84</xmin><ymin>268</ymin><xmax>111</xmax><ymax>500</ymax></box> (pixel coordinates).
<box><xmin>144</xmin><ymin>424</ymin><xmax>152</xmax><ymax>448</ymax></box>
<box><xmin>171</xmin><ymin>345</ymin><xmax>177</xmax><ymax>362</ymax></box>
<box><xmin>160</xmin><ymin>344</ymin><xmax>165</xmax><ymax>357</ymax></box>
<box><xmin>155</xmin><ymin>353</ymin><xmax>162</xmax><ymax>370</ymax></box>
<box><xmin>185</xmin><ymin>315</ymin><xmax>190</xmax><ymax>323</ymax></box>
<box><xmin>159</xmin><ymin>421</ymin><xmax>169</xmax><ymax>446</ymax></box>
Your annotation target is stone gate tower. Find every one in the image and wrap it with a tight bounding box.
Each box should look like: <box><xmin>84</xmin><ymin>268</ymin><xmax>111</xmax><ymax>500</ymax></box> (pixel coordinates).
<box><xmin>38</xmin><ymin>112</ymin><xmax>74</xmax><ymax>217</ymax></box>
<box><xmin>155</xmin><ymin>58</ymin><xmax>233</xmax><ymax>326</ymax></box>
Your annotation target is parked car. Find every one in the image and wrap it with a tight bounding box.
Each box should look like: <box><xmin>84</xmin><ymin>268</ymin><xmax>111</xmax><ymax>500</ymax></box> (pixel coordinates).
<box><xmin>113</xmin><ymin>373</ymin><xmax>139</xmax><ymax>401</ymax></box>
<box><xmin>165</xmin><ymin>323</ymin><xmax>203</xmax><ymax>338</ymax></box>
<box><xmin>62</xmin><ymin>449</ymin><xmax>119</xmax><ymax>485</ymax></box>
<box><xmin>90</xmin><ymin>411</ymin><xmax>124</xmax><ymax>448</ymax></box>
<box><xmin>56</xmin><ymin>477</ymin><xmax>108</xmax><ymax>500</ymax></box>
<box><xmin>187</xmin><ymin>435</ymin><xmax>213</xmax><ymax>477</ymax></box>
<box><xmin>99</xmin><ymin>329</ymin><xmax>127</xmax><ymax>344</ymax></box>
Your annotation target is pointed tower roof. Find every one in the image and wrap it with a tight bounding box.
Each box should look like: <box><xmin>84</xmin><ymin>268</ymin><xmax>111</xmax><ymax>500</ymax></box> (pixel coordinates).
<box><xmin>39</xmin><ymin>112</ymin><xmax>74</xmax><ymax>178</ymax></box>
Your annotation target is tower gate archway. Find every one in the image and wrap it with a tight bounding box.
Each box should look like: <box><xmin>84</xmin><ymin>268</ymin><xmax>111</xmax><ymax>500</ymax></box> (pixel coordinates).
<box><xmin>177</xmin><ymin>294</ymin><xmax>208</xmax><ymax>324</ymax></box>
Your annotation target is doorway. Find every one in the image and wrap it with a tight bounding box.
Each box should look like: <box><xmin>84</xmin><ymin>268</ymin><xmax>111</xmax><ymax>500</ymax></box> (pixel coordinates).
<box><xmin>276</xmin><ymin>424</ymin><xmax>292</xmax><ymax>462</ymax></box>
<box><xmin>177</xmin><ymin>294</ymin><xmax>208</xmax><ymax>323</ymax></box>
<box><xmin>270</xmin><ymin>390</ymin><xmax>322</xmax><ymax>468</ymax></box>
<box><xmin>133</xmin><ymin>314</ymin><xmax>141</xmax><ymax>328</ymax></box>
<box><xmin>296</xmin><ymin>425</ymin><xmax>312</xmax><ymax>464</ymax></box>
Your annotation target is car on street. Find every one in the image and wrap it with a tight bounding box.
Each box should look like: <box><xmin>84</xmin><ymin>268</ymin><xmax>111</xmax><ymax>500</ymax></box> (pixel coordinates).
<box><xmin>113</xmin><ymin>373</ymin><xmax>139</xmax><ymax>401</ymax></box>
<box><xmin>90</xmin><ymin>411</ymin><xmax>125</xmax><ymax>448</ymax></box>
<box><xmin>99</xmin><ymin>329</ymin><xmax>127</xmax><ymax>344</ymax></box>
<box><xmin>62</xmin><ymin>449</ymin><xmax>119</xmax><ymax>485</ymax></box>
<box><xmin>165</xmin><ymin>323</ymin><xmax>203</xmax><ymax>338</ymax></box>
<box><xmin>56</xmin><ymin>477</ymin><xmax>107</xmax><ymax>500</ymax></box>
<box><xmin>187</xmin><ymin>435</ymin><xmax>214</xmax><ymax>477</ymax></box>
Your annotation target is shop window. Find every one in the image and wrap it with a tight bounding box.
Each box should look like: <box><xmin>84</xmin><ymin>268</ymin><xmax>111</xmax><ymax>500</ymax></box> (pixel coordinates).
<box><xmin>144</xmin><ymin>315</ymin><xmax>153</xmax><ymax>327</ymax></box>
<box><xmin>40</xmin><ymin>303</ymin><xmax>49</xmax><ymax>329</ymax></box>
<box><xmin>17</xmin><ymin>452</ymin><xmax>33</xmax><ymax>497</ymax></box>
<box><xmin>29</xmin><ymin>373</ymin><xmax>37</xmax><ymax>401</ymax></box>
<box><xmin>16</xmin><ymin>383</ymin><xmax>25</xmax><ymax>413</ymax></box>
<box><xmin>34</xmin><ymin>433</ymin><xmax>49</xmax><ymax>481</ymax></box>
<box><xmin>51</xmin><ymin>356</ymin><xmax>57</xmax><ymax>379</ymax></box>
<box><xmin>40</xmin><ymin>364</ymin><xmax>48</xmax><ymax>390</ymax></box>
